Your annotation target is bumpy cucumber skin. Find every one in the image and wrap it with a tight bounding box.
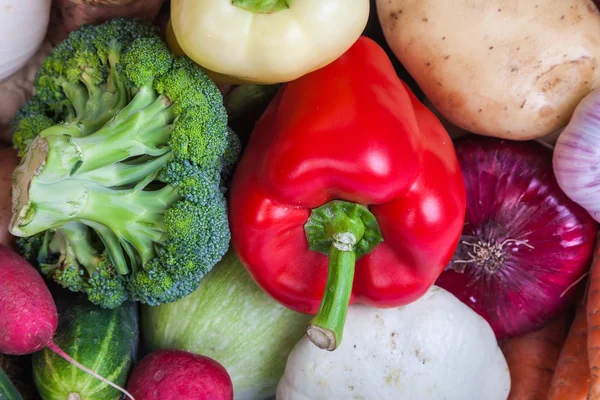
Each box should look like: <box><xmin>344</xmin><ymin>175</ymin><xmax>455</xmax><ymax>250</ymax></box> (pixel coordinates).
<box><xmin>32</xmin><ymin>297</ymin><xmax>138</xmax><ymax>400</ymax></box>
<box><xmin>0</xmin><ymin>367</ymin><xmax>22</xmax><ymax>400</ymax></box>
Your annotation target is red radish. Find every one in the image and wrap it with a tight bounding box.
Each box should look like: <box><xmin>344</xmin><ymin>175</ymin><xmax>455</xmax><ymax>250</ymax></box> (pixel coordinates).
<box><xmin>0</xmin><ymin>244</ymin><xmax>135</xmax><ymax>399</ymax></box>
<box><xmin>127</xmin><ymin>349</ymin><xmax>234</xmax><ymax>400</ymax></box>
<box><xmin>436</xmin><ymin>136</ymin><xmax>598</xmax><ymax>340</ymax></box>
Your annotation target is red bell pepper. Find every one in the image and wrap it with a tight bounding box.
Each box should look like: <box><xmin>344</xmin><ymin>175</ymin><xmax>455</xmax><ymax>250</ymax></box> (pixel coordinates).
<box><xmin>228</xmin><ymin>36</ymin><xmax>466</xmax><ymax>351</ymax></box>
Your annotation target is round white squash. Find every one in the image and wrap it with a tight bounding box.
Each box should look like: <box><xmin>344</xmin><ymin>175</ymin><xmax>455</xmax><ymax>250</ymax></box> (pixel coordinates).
<box><xmin>277</xmin><ymin>286</ymin><xmax>510</xmax><ymax>400</ymax></box>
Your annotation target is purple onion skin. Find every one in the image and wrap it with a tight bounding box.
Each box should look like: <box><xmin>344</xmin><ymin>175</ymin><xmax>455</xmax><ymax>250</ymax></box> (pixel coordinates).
<box><xmin>436</xmin><ymin>136</ymin><xmax>598</xmax><ymax>340</ymax></box>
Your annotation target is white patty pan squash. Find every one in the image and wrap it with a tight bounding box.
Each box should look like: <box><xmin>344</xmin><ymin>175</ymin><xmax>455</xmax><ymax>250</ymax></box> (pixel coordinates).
<box><xmin>277</xmin><ymin>286</ymin><xmax>510</xmax><ymax>400</ymax></box>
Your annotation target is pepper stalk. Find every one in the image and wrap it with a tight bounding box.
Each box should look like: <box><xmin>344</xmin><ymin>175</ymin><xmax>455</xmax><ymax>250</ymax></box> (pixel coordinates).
<box><xmin>232</xmin><ymin>0</ymin><xmax>290</xmax><ymax>13</ymax></box>
<box><xmin>304</xmin><ymin>200</ymin><xmax>383</xmax><ymax>351</ymax></box>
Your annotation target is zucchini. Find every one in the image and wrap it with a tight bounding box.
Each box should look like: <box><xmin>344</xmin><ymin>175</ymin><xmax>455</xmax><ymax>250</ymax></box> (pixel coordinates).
<box><xmin>0</xmin><ymin>367</ymin><xmax>21</xmax><ymax>400</ymax></box>
<box><xmin>32</xmin><ymin>296</ymin><xmax>138</xmax><ymax>400</ymax></box>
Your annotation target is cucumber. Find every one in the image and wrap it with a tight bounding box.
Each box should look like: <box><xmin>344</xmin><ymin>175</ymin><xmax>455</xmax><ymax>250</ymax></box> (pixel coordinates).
<box><xmin>32</xmin><ymin>295</ymin><xmax>138</xmax><ymax>400</ymax></box>
<box><xmin>0</xmin><ymin>367</ymin><xmax>21</xmax><ymax>400</ymax></box>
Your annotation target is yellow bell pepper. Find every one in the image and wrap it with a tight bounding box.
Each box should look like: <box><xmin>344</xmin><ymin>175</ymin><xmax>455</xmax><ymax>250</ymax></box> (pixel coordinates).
<box><xmin>165</xmin><ymin>20</ymin><xmax>250</xmax><ymax>85</ymax></box>
<box><xmin>170</xmin><ymin>0</ymin><xmax>370</xmax><ymax>84</ymax></box>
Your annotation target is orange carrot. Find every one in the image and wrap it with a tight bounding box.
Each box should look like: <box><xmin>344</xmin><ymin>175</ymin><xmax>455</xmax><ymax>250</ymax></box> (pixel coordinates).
<box><xmin>587</xmin><ymin>236</ymin><xmax>600</xmax><ymax>400</ymax></box>
<box><xmin>548</xmin><ymin>301</ymin><xmax>590</xmax><ymax>400</ymax></box>
<box><xmin>500</xmin><ymin>318</ymin><xmax>566</xmax><ymax>400</ymax></box>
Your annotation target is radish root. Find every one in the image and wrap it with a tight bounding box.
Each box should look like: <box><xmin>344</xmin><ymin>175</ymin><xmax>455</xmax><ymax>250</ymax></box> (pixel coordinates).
<box><xmin>46</xmin><ymin>341</ymin><xmax>135</xmax><ymax>400</ymax></box>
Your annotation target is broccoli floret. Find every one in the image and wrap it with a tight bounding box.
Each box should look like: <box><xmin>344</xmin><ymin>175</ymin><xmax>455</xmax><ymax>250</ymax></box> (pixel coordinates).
<box><xmin>10</xmin><ymin>18</ymin><xmax>238</xmax><ymax>308</ymax></box>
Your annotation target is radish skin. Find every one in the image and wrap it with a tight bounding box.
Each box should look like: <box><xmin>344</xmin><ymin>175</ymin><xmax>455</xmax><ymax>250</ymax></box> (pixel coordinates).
<box><xmin>0</xmin><ymin>244</ymin><xmax>57</xmax><ymax>355</ymax></box>
<box><xmin>0</xmin><ymin>244</ymin><xmax>135</xmax><ymax>399</ymax></box>
<box><xmin>127</xmin><ymin>349</ymin><xmax>234</xmax><ymax>400</ymax></box>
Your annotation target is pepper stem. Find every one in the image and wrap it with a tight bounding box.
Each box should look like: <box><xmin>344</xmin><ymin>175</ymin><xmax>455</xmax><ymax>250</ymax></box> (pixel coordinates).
<box><xmin>231</xmin><ymin>0</ymin><xmax>290</xmax><ymax>14</ymax></box>
<box><xmin>304</xmin><ymin>200</ymin><xmax>383</xmax><ymax>351</ymax></box>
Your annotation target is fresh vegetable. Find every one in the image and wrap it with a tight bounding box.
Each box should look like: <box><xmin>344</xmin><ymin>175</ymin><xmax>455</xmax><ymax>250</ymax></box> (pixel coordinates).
<box><xmin>277</xmin><ymin>285</ymin><xmax>510</xmax><ymax>400</ymax></box>
<box><xmin>0</xmin><ymin>367</ymin><xmax>21</xmax><ymax>400</ymax></box>
<box><xmin>437</xmin><ymin>136</ymin><xmax>597</xmax><ymax>339</ymax></box>
<box><xmin>548</xmin><ymin>301</ymin><xmax>590</xmax><ymax>400</ymax></box>
<box><xmin>10</xmin><ymin>18</ymin><xmax>240</xmax><ymax>309</ymax></box>
<box><xmin>588</xmin><ymin>237</ymin><xmax>600</xmax><ymax>399</ymax></box>
<box><xmin>0</xmin><ymin>41</ymin><xmax>53</xmax><ymax>144</ymax></box>
<box><xmin>229</xmin><ymin>36</ymin><xmax>466</xmax><ymax>351</ymax></box>
<box><xmin>126</xmin><ymin>349</ymin><xmax>233</xmax><ymax>400</ymax></box>
<box><xmin>224</xmin><ymin>84</ymin><xmax>282</xmax><ymax>144</ymax></box>
<box><xmin>32</xmin><ymin>295</ymin><xmax>138</xmax><ymax>400</ymax></box>
<box><xmin>0</xmin><ymin>0</ymin><xmax>51</xmax><ymax>82</ymax></box>
<box><xmin>49</xmin><ymin>0</ymin><xmax>164</xmax><ymax>45</ymax></box>
<box><xmin>553</xmin><ymin>88</ymin><xmax>600</xmax><ymax>222</ymax></box>
<box><xmin>0</xmin><ymin>244</ymin><xmax>58</xmax><ymax>356</ymax></box>
<box><xmin>0</xmin><ymin>148</ymin><xmax>19</xmax><ymax>248</ymax></box>
<box><xmin>0</xmin><ymin>244</ymin><xmax>133</xmax><ymax>399</ymax></box>
<box><xmin>376</xmin><ymin>0</ymin><xmax>600</xmax><ymax>140</ymax></box>
<box><xmin>169</xmin><ymin>0</ymin><xmax>370</xmax><ymax>84</ymax></box>
<box><xmin>142</xmin><ymin>249</ymin><xmax>310</xmax><ymax>400</ymax></box>
<box><xmin>501</xmin><ymin>318</ymin><xmax>566</xmax><ymax>400</ymax></box>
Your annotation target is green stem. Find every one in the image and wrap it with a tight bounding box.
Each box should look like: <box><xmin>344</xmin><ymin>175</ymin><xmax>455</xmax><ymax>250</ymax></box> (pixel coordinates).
<box><xmin>304</xmin><ymin>200</ymin><xmax>383</xmax><ymax>351</ymax></box>
<box><xmin>232</xmin><ymin>0</ymin><xmax>290</xmax><ymax>14</ymax></box>
<box><xmin>306</xmin><ymin>246</ymin><xmax>355</xmax><ymax>351</ymax></box>
<box><xmin>225</xmin><ymin>84</ymin><xmax>281</xmax><ymax>121</ymax></box>
<box><xmin>55</xmin><ymin>222</ymin><xmax>102</xmax><ymax>272</ymax></box>
<box><xmin>73</xmin><ymin>93</ymin><xmax>174</xmax><ymax>174</ymax></box>
<box><xmin>36</xmin><ymin>91</ymin><xmax>174</xmax><ymax>181</ymax></box>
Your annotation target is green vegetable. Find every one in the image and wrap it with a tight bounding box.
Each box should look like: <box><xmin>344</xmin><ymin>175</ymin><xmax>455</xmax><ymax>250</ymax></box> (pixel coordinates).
<box><xmin>0</xmin><ymin>367</ymin><xmax>21</xmax><ymax>400</ymax></box>
<box><xmin>10</xmin><ymin>18</ymin><xmax>240</xmax><ymax>309</ymax></box>
<box><xmin>32</xmin><ymin>296</ymin><xmax>138</xmax><ymax>400</ymax></box>
<box><xmin>142</xmin><ymin>249</ymin><xmax>310</xmax><ymax>400</ymax></box>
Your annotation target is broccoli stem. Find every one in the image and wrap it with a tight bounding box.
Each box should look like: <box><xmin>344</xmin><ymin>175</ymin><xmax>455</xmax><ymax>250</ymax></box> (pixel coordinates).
<box><xmin>72</xmin><ymin>94</ymin><xmax>174</xmax><ymax>173</ymax></box>
<box><xmin>50</xmin><ymin>223</ymin><xmax>103</xmax><ymax>274</ymax></box>
<box><xmin>10</xmin><ymin>87</ymin><xmax>181</xmax><ymax>275</ymax></box>
<box><xmin>25</xmin><ymin>89</ymin><xmax>175</xmax><ymax>186</ymax></box>
<box><xmin>12</xmin><ymin>177</ymin><xmax>179</xmax><ymax>273</ymax></box>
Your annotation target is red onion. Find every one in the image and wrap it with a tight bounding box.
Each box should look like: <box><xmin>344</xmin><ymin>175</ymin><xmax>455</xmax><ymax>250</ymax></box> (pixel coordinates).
<box><xmin>553</xmin><ymin>88</ymin><xmax>600</xmax><ymax>222</ymax></box>
<box><xmin>436</xmin><ymin>136</ymin><xmax>597</xmax><ymax>340</ymax></box>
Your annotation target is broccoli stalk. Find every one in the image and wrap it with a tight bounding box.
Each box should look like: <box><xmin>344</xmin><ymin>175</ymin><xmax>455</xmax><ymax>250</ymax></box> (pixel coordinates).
<box><xmin>38</xmin><ymin>223</ymin><xmax>129</xmax><ymax>309</ymax></box>
<box><xmin>10</xmin><ymin>18</ymin><xmax>239</xmax><ymax>308</ymax></box>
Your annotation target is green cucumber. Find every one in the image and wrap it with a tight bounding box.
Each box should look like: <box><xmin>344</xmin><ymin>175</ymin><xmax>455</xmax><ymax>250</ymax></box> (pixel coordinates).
<box><xmin>32</xmin><ymin>296</ymin><xmax>138</xmax><ymax>400</ymax></box>
<box><xmin>0</xmin><ymin>367</ymin><xmax>22</xmax><ymax>400</ymax></box>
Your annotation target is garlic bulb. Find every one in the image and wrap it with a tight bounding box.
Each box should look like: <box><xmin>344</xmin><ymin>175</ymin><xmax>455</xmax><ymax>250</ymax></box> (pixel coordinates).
<box><xmin>553</xmin><ymin>88</ymin><xmax>600</xmax><ymax>222</ymax></box>
<box><xmin>0</xmin><ymin>0</ymin><xmax>51</xmax><ymax>82</ymax></box>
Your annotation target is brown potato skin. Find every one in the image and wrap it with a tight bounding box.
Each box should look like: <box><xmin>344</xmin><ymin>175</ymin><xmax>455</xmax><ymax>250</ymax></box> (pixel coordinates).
<box><xmin>0</xmin><ymin>147</ymin><xmax>19</xmax><ymax>249</ymax></box>
<box><xmin>70</xmin><ymin>0</ymin><xmax>140</xmax><ymax>6</ymax></box>
<box><xmin>49</xmin><ymin>0</ymin><xmax>164</xmax><ymax>45</ymax></box>
<box><xmin>377</xmin><ymin>0</ymin><xmax>600</xmax><ymax>140</ymax></box>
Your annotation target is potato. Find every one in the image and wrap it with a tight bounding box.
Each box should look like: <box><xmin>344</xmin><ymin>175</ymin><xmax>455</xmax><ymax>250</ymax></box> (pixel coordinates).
<box><xmin>0</xmin><ymin>147</ymin><xmax>19</xmax><ymax>248</ymax></box>
<box><xmin>49</xmin><ymin>0</ymin><xmax>164</xmax><ymax>45</ymax></box>
<box><xmin>376</xmin><ymin>0</ymin><xmax>600</xmax><ymax>140</ymax></box>
<box><xmin>422</xmin><ymin>97</ymin><xmax>470</xmax><ymax>140</ymax></box>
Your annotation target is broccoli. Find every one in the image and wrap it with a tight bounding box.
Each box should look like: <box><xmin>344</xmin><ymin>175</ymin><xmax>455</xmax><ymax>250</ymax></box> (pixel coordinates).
<box><xmin>10</xmin><ymin>18</ymin><xmax>240</xmax><ymax>308</ymax></box>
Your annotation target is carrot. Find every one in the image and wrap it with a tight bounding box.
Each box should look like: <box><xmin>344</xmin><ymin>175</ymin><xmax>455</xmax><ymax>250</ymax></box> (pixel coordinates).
<box><xmin>500</xmin><ymin>318</ymin><xmax>566</xmax><ymax>400</ymax></box>
<box><xmin>548</xmin><ymin>301</ymin><xmax>590</xmax><ymax>400</ymax></box>
<box><xmin>587</xmin><ymin>235</ymin><xmax>600</xmax><ymax>400</ymax></box>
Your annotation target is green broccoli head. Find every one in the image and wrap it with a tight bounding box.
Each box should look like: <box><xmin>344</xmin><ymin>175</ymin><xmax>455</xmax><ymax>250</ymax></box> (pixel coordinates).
<box><xmin>10</xmin><ymin>18</ymin><xmax>238</xmax><ymax>309</ymax></box>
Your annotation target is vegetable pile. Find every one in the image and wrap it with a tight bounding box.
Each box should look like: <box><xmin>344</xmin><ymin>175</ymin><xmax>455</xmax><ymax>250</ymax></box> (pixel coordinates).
<box><xmin>10</xmin><ymin>18</ymin><xmax>238</xmax><ymax>309</ymax></box>
<box><xmin>3</xmin><ymin>1</ymin><xmax>600</xmax><ymax>399</ymax></box>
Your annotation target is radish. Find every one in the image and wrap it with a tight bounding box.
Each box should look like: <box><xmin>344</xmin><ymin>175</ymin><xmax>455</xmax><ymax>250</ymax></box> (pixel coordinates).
<box><xmin>0</xmin><ymin>244</ymin><xmax>135</xmax><ymax>399</ymax></box>
<box><xmin>127</xmin><ymin>349</ymin><xmax>234</xmax><ymax>400</ymax></box>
